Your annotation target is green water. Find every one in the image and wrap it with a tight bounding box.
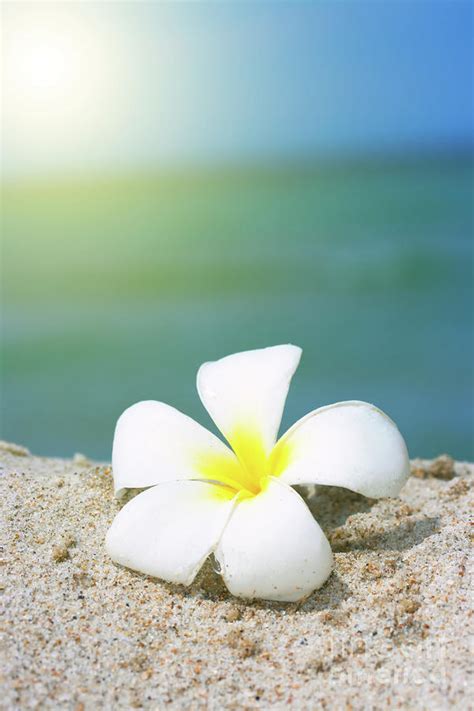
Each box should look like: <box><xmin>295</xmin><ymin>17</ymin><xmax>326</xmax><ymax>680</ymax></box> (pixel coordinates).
<box><xmin>2</xmin><ymin>157</ymin><xmax>473</xmax><ymax>460</ymax></box>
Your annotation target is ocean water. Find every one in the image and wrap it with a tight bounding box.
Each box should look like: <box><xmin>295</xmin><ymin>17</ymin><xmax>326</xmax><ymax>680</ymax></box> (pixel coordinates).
<box><xmin>2</xmin><ymin>157</ymin><xmax>473</xmax><ymax>460</ymax></box>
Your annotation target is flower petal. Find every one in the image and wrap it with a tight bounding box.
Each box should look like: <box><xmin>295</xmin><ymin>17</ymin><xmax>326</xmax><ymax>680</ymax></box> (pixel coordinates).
<box><xmin>278</xmin><ymin>401</ymin><xmax>410</xmax><ymax>498</ymax></box>
<box><xmin>106</xmin><ymin>480</ymin><xmax>237</xmax><ymax>585</ymax></box>
<box><xmin>215</xmin><ymin>478</ymin><xmax>333</xmax><ymax>602</ymax></box>
<box><xmin>197</xmin><ymin>344</ymin><xmax>302</xmax><ymax>456</ymax></box>
<box><xmin>112</xmin><ymin>400</ymin><xmax>238</xmax><ymax>497</ymax></box>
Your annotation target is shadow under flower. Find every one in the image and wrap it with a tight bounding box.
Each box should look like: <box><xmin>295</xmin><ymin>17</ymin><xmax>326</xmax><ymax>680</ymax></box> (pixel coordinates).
<box><xmin>180</xmin><ymin>563</ymin><xmax>352</xmax><ymax>615</ymax></box>
<box><xmin>299</xmin><ymin>484</ymin><xmax>376</xmax><ymax>531</ymax></box>
<box><xmin>329</xmin><ymin>515</ymin><xmax>441</xmax><ymax>553</ymax></box>
<box><xmin>299</xmin><ymin>484</ymin><xmax>440</xmax><ymax>553</ymax></box>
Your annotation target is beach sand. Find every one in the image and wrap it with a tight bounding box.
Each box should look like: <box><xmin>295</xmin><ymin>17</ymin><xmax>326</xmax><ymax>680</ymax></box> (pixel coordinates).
<box><xmin>1</xmin><ymin>441</ymin><xmax>472</xmax><ymax>709</ymax></box>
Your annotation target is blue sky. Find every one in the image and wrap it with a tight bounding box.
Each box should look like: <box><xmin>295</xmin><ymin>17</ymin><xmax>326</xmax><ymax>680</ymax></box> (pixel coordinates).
<box><xmin>3</xmin><ymin>1</ymin><xmax>473</xmax><ymax>176</ymax></box>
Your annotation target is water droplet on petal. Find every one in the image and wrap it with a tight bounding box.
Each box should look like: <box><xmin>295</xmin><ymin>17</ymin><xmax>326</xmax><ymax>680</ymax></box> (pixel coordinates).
<box><xmin>211</xmin><ymin>554</ymin><xmax>222</xmax><ymax>574</ymax></box>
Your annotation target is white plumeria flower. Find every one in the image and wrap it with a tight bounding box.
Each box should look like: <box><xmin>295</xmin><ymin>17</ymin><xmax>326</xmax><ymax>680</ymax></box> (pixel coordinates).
<box><xmin>106</xmin><ymin>345</ymin><xmax>410</xmax><ymax>602</ymax></box>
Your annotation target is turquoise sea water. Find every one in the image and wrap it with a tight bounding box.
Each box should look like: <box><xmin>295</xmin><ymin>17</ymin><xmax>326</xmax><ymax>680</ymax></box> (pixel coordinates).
<box><xmin>2</xmin><ymin>157</ymin><xmax>473</xmax><ymax>460</ymax></box>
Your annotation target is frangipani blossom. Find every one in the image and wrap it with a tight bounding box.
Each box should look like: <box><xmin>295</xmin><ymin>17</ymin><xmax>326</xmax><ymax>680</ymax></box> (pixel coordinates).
<box><xmin>106</xmin><ymin>345</ymin><xmax>409</xmax><ymax>602</ymax></box>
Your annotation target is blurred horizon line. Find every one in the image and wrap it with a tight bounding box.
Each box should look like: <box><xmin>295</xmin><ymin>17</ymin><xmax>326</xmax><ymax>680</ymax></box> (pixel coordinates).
<box><xmin>2</xmin><ymin>143</ymin><xmax>473</xmax><ymax>189</ymax></box>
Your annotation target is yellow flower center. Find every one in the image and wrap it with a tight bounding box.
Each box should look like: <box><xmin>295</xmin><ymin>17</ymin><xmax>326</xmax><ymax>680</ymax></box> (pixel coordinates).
<box><xmin>196</xmin><ymin>425</ymin><xmax>292</xmax><ymax>498</ymax></box>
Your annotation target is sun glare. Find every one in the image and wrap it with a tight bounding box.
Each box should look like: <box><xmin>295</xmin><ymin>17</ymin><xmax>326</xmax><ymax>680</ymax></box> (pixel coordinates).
<box><xmin>3</xmin><ymin>4</ymin><xmax>120</xmax><ymax>172</ymax></box>
<box><xmin>15</xmin><ymin>36</ymin><xmax>78</xmax><ymax>98</ymax></box>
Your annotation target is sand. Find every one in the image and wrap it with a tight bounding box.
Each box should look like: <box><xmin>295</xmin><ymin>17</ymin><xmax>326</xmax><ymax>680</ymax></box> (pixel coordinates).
<box><xmin>1</xmin><ymin>441</ymin><xmax>472</xmax><ymax>710</ymax></box>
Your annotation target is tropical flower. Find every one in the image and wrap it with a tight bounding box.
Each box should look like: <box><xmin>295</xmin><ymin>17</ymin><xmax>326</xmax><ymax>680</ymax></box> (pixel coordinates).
<box><xmin>106</xmin><ymin>345</ymin><xmax>409</xmax><ymax>602</ymax></box>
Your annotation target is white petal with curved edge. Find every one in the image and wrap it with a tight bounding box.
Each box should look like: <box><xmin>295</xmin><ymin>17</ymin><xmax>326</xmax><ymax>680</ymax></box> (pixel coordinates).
<box><xmin>215</xmin><ymin>478</ymin><xmax>333</xmax><ymax>602</ymax></box>
<box><xmin>106</xmin><ymin>480</ymin><xmax>237</xmax><ymax>585</ymax></box>
<box><xmin>197</xmin><ymin>344</ymin><xmax>302</xmax><ymax>454</ymax></box>
<box><xmin>112</xmin><ymin>400</ymin><xmax>237</xmax><ymax>497</ymax></box>
<box><xmin>278</xmin><ymin>401</ymin><xmax>410</xmax><ymax>498</ymax></box>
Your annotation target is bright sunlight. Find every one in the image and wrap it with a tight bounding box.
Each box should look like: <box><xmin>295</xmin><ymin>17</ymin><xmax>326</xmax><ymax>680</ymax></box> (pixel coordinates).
<box><xmin>3</xmin><ymin>3</ymin><xmax>120</xmax><ymax>173</ymax></box>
